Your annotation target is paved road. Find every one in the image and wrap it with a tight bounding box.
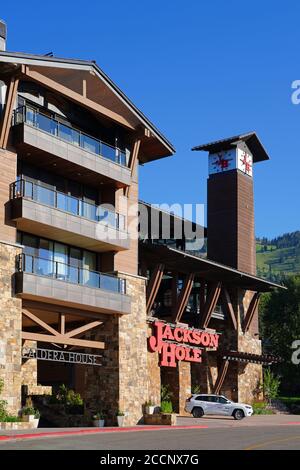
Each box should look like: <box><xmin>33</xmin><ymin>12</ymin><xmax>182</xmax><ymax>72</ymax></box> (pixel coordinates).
<box><xmin>1</xmin><ymin>415</ymin><xmax>300</xmax><ymax>450</ymax></box>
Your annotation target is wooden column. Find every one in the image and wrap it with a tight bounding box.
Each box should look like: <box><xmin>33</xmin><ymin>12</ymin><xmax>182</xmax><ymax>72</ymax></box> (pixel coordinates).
<box><xmin>172</xmin><ymin>273</ymin><xmax>195</xmax><ymax>323</ymax></box>
<box><xmin>200</xmin><ymin>281</ymin><xmax>222</xmax><ymax>329</ymax></box>
<box><xmin>213</xmin><ymin>359</ymin><xmax>229</xmax><ymax>394</ymax></box>
<box><xmin>0</xmin><ymin>75</ymin><xmax>19</xmax><ymax>149</ymax></box>
<box><xmin>221</xmin><ymin>288</ymin><xmax>237</xmax><ymax>330</ymax></box>
<box><xmin>243</xmin><ymin>292</ymin><xmax>261</xmax><ymax>332</ymax></box>
<box><xmin>146</xmin><ymin>263</ymin><xmax>164</xmax><ymax>315</ymax></box>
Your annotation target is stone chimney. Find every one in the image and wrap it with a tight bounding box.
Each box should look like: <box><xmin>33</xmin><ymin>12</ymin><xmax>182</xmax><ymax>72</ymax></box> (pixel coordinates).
<box><xmin>0</xmin><ymin>20</ymin><xmax>7</xmax><ymax>51</ymax></box>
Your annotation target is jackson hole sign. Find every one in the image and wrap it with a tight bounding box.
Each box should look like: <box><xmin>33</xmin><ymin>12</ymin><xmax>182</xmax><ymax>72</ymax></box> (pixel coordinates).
<box><xmin>148</xmin><ymin>321</ymin><xmax>220</xmax><ymax>367</ymax></box>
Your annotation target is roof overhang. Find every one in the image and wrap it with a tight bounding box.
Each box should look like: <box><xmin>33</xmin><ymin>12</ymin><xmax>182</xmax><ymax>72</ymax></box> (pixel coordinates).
<box><xmin>140</xmin><ymin>242</ymin><xmax>286</xmax><ymax>292</ymax></box>
<box><xmin>192</xmin><ymin>132</ymin><xmax>270</xmax><ymax>163</ymax></box>
<box><xmin>0</xmin><ymin>51</ymin><xmax>175</xmax><ymax>162</ymax></box>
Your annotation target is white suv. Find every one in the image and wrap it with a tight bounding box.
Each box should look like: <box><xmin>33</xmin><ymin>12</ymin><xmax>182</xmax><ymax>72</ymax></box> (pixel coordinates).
<box><xmin>185</xmin><ymin>394</ymin><xmax>253</xmax><ymax>420</ymax></box>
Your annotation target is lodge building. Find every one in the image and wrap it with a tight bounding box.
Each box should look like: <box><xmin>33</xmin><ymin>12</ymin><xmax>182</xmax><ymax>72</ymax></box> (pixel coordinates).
<box><xmin>0</xmin><ymin>21</ymin><xmax>283</xmax><ymax>425</ymax></box>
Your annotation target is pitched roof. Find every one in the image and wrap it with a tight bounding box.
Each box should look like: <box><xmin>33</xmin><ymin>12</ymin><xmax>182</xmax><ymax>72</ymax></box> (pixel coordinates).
<box><xmin>192</xmin><ymin>131</ymin><xmax>269</xmax><ymax>163</ymax></box>
<box><xmin>0</xmin><ymin>50</ymin><xmax>175</xmax><ymax>161</ymax></box>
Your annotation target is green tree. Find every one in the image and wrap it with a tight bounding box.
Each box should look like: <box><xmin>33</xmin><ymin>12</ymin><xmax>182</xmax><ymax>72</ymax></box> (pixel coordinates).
<box><xmin>259</xmin><ymin>275</ymin><xmax>300</xmax><ymax>395</ymax></box>
<box><xmin>263</xmin><ymin>368</ymin><xmax>281</xmax><ymax>403</ymax></box>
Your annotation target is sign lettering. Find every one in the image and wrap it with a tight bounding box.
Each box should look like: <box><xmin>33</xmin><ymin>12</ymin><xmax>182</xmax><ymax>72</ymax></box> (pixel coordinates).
<box><xmin>148</xmin><ymin>321</ymin><xmax>220</xmax><ymax>367</ymax></box>
<box><xmin>22</xmin><ymin>347</ymin><xmax>102</xmax><ymax>366</ymax></box>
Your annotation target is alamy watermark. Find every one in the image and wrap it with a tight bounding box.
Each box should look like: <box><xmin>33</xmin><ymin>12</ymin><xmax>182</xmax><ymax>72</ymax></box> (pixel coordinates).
<box><xmin>291</xmin><ymin>81</ymin><xmax>300</xmax><ymax>104</ymax></box>
<box><xmin>95</xmin><ymin>198</ymin><xmax>205</xmax><ymax>248</ymax></box>
<box><xmin>291</xmin><ymin>340</ymin><xmax>300</xmax><ymax>365</ymax></box>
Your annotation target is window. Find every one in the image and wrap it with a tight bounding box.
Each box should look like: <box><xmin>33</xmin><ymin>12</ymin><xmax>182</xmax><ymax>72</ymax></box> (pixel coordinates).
<box><xmin>218</xmin><ymin>397</ymin><xmax>230</xmax><ymax>404</ymax></box>
<box><xmin>196</xmin><ymin>396</ymin><xmax>207</xmax><ymax>402</ymax></box>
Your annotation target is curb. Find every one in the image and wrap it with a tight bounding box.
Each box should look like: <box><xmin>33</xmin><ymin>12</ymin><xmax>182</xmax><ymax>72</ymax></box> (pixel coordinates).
<box><xmin>0</xmin><ymin>425</ymin><xmax>208</xmax><ymax>442</ymax></box>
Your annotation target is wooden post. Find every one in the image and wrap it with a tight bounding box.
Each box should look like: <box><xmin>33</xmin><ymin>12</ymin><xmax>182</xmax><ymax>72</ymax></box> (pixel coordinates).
<box><xmin>172</xmin><ymin>273</ymin><xmax>195</xmax><ymax>323</ymax></box>
<box><xmin>213</xmin><ymin>359</ymin><xmax>229</xmax><ymax>394</ymax></box>
<box><xmin>243</xmin><ymin>292</ymin><xmax>261</xmax><ymax>332</ymax></box>
<box><xmin>146</xmin><ymin>263</ymin><xmax>164</xmax><ymax>315</ymax></box>
<box><xmin>200</xmin><ymin>281</ymin><xmax>222</xmax><ymax>329</ymax></box>
<box><xmin>0</xmin><ymin>75</ymin><xmax>19</xmax><ymax>149</ymax></box>
<box><xmin>124</xmin><ymin>138</ymin><xmax>141</xmax><ymax>198</ymax></box>
<box><xmin>221</xmin><ymin>288</ymin><xmax>237</xmax><ymax>330</ymax></box>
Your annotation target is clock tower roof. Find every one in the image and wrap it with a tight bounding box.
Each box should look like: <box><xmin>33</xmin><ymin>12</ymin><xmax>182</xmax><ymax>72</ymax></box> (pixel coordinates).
<box><xmin>191</xmin><ymin>131</ymin><xmax>270</xmax><ymax>163</ymax></box>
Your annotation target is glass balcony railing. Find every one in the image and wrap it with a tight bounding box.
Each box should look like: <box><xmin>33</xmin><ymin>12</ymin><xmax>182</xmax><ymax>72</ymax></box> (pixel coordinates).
<box><xmin>13</xmin><ymin>105</ymin><xmax>128</xmax><ymax>167</ymax></box>
<box><xmin>10</xmin><ymin>179</ymin><xmax>126</xmax><ymax>231</ymax></box>
<box><xmin>17</xmin><ymin>253</ymin><xmax>126</xmax><ymax>294</ymax></box>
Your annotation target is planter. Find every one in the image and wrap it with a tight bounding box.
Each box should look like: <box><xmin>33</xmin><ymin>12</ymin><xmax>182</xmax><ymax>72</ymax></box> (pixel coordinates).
<box><xmin>93</xmin><ymin>419</ymin><xmax>105</xmax><ymax>427</ymax></box>
<box><xmin>32</xmin><ymin>418</ymin><xmax>40</xmax><ymax>429</ymax></box>
<box><xmin>117</xmin><ymin>415</ymin><xmax>125</xmax><ymax>427</ymax></box>
<box><xmin>144</xmin><ymin>413</ymin><xmax>177</xmax><ymax>426</ymax></box>
<box><xmin>145</xmin><ymin>405</ymin><xmax>156</xmax><ymax>415</ymax></box>
<box><xmin>22</xmin><ymin>414</ymin><xmax>35</xmax><ymax>422</ymax></box>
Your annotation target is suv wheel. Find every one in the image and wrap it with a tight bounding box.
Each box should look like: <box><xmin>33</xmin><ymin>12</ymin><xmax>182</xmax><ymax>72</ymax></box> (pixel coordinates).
<box><xmin>192</xmin><ymin>407</ymin><xmax>204</xmax><ymax>418</ymax></box>
<box><xmin>233</xmin><ymin>409</ymin><xmax>245</xmax><ymax>420</ymax></box>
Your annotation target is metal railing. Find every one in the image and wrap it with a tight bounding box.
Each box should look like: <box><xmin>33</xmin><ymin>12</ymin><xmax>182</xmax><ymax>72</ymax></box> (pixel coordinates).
<box><xmin>17</xmin><ymin>253</ymin><xmax>126</xmax><ymax>294</ymax></box>
<box><xmin>10</xmin><ymin>179</ymin><xmax>126</xmax><ymax>231</ymax></box>
<box><xmin>13</xmin><ymin>105</ymin><xmax>128</xmax><ymax>167</ymax></box>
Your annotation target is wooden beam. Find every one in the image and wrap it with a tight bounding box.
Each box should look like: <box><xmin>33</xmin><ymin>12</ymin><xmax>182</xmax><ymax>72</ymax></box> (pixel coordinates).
<box><xmin>22</xmin><ymin>300</ymin><xmax>109</xmax><ymax>321</ymax></box>
<box><xmin>82</xmin><ymin>79</ymin><xmax>87</xmax><ymax>98</ymax></box>
<box><xmin>23</xmin><ymin>67</ymin><xmax>135</xmax><ymax>130</ymax></box>
<box><xmin>21</xmin><ymin>331</ymin><xmax>105</xmax><ymax>350</ymax></box>
<box><xmin>243</xmin><ymin>292</ymin><xmax>261</xmax><ymax>332</ymax></box>
<box><xmin>22</xmin><ymin>309</ymin><xmax>60</xmax><ymax>337</ymax></box>
<box><xmin>146</xmin><ymin>263</ymin><xmax>164</xmax><ymax>315</ymax></box>
<box><xmin>221</xmin><ymin>288</ymin><xmax>237</xmax><ymax>331</ymax></box>
<box><xmin>65</xmin><ymin>321</ymin><xmax>102</xmax><ymax>338</ymax></box>
<box><xmin>60</xmin><ymin>314</ymin><xmax>65</xmax><ymax>335</ymax></box>
<box><xmin>124</xmin><ymin>138</ymin><xmax>141</xmax><ymax>197</ymax></box>
<box><xmin>0</xmin><ymin>75</ymin><xmax>19</xmax><ymax>149</ymax></box>
<box><xmin>172</xmin><ymin>273</ymin><xmax>195</xmax><ymax>323</ymax></box>
<box><xmin>200</xmin><ymin>282</ymin><xmax>222</xmax><ymax>329</ymax></box>
<box><xmin>213</xmin><ymin>359</ymin><xmax>229</xmax><ymax>394</ymax></box>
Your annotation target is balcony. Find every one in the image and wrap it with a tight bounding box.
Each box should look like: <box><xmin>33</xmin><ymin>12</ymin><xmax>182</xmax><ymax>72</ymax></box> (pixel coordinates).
<box><xmin>10</xmin><ymin>179</ymin><xmax>130</xmax><ymax>252</ymax></box>
<box><xmin>12</xmin><ymin>105</ymin><xmax>131</xmax><ymax>187</ymax></box>
<box><xmin>15</xmin><ymin>253</ymin><xmax>131</xmax><ymax>315</ymax></box>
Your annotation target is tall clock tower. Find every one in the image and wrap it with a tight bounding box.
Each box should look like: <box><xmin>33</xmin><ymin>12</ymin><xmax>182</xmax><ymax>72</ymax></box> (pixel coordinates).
<box><xmin>192</xmin><ymin>132</ymin><xmax>269</xmax><ymax>275</ymax></box>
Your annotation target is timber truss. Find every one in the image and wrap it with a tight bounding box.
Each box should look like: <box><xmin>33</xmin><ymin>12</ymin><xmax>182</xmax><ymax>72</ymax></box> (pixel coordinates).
<box><xmin>145</xmin><ymin>263</ymin><xmax>261</xmax><ymax>332</ymax></box>
<box><xmin>21</xmin><ymin>302</ymin><xmax>106</xmax><ymax>350</ymax></box>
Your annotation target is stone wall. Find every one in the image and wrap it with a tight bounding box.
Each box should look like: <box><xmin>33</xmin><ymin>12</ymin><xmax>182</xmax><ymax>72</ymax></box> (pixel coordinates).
<box><xmin>147</xmin><ymin>325</ymin><xmax>161</xmax><ymax>405</ymax></box>
<box><xmin>85</xmin><ymin>273</ymin><xmax>149</xmax><ymax>426</ymax></box>
<box><xmin>118</xmin><ymin>273</ymin><xmax>148</xmax><ymax>425</ymax></box>
<box><xmin>0</xmin><ymin>241</ymin><xmax>22</xmax><ymax>414</ymax></box>
<box><xmin>237</xmin><ymin>289</ymin><xmax>263</xmax><ymax>403</ymax></box>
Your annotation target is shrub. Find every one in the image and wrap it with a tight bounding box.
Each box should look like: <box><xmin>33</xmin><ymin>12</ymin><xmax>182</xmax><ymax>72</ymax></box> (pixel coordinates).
<box><xmin>264</xmin><ymin>368</ymin><xmax>281</xmax><ymax>403</ymax></box>
<box><xmin>161</xmin><ymin>385</ymin><xmax>173</xmax><ymax>402</ymax></box>
<box><xmin>3</xmin><ymin>416</ymin><xmax>20</xmax><ymax>422</ymax></box>
<box><xmin>21</xmin><ymin>406</ymin><xmax>36</xmax><ymax>416</ymax></box>
<box><xmin>252</xmin><ymin>402</ymin><xmax>274</xmax><ymax>415</ymax></box>
<box><xmin>191</xmin><ymin>385</ymin><xmax>201</xmax><ymax>394</ymax></box>
<box><xmin>161</xmin><ymin>400</ymin><xmax>173</xmax><ymax>414</ymax></box>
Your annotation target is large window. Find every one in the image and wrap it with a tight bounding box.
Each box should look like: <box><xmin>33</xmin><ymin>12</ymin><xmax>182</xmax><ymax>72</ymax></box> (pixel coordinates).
<box><xmin>17</xmin><ymin>232</ymin><xmax>98</xmax><ymax>277</ymax></box>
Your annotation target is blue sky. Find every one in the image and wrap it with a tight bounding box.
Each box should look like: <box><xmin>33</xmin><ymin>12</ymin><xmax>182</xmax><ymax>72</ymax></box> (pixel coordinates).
<box><xmin>2</xmin><ymin>1</ymin><xmax>300</xmax><ymax>238</ymax></box>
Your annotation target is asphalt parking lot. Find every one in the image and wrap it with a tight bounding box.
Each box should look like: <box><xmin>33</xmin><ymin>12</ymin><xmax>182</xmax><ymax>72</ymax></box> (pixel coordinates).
<box><xmin>1</xmin><ymin>414</ymin><xmax>300</xmax><ymax>450</ymax></box>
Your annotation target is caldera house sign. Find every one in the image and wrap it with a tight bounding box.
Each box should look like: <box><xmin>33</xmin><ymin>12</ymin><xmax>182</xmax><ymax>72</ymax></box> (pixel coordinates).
<box><xmin>148</xmin><ymin>321</ymin><xmax>220</xmax><ymax>368</ymax></box>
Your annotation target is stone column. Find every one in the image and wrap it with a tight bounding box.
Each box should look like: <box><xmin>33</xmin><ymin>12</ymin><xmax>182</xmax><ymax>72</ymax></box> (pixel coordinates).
<box><xmin>0</xmin><ymin>241</ymin><xmax>22</xmax><ymax>414</ymax></box>
<box><xmin>237</xmin><ymin>290</ymin><xmax>263</xmax><ymax>403</ymax></box>
<box><xmin>147</xmin><ymin>325</ymin><xmax>161</xmax><ymax>405</ymax></box>
<box><xmin>118</xmin><ymin>273</ymin><xmax>148</xmax><ymax>425</ymax></box>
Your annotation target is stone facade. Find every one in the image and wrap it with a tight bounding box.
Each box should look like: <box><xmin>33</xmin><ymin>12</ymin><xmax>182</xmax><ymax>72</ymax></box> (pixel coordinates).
<box><xmin>237</xmin><ymin>289</ymin><xmax>263</xmax><ymax>403</ymax></box>
<box><xmin>85</xmin><ymin>273</ymin><xmax>149</xmax><ymax>426</ymax></box>
<box><xmin>0</xmin><ymin>241</ymin><xmax>22</xmax><ymax>414</ymax></box>
<box><xmin>147</xmin><ymin>325</ymin><xmax>161</xmax><ymax>405</ymax></box>
<box><xmin>118</xmin><ymin>273</ymin><xmax>148</xmax><ymax>425</ymax></box>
